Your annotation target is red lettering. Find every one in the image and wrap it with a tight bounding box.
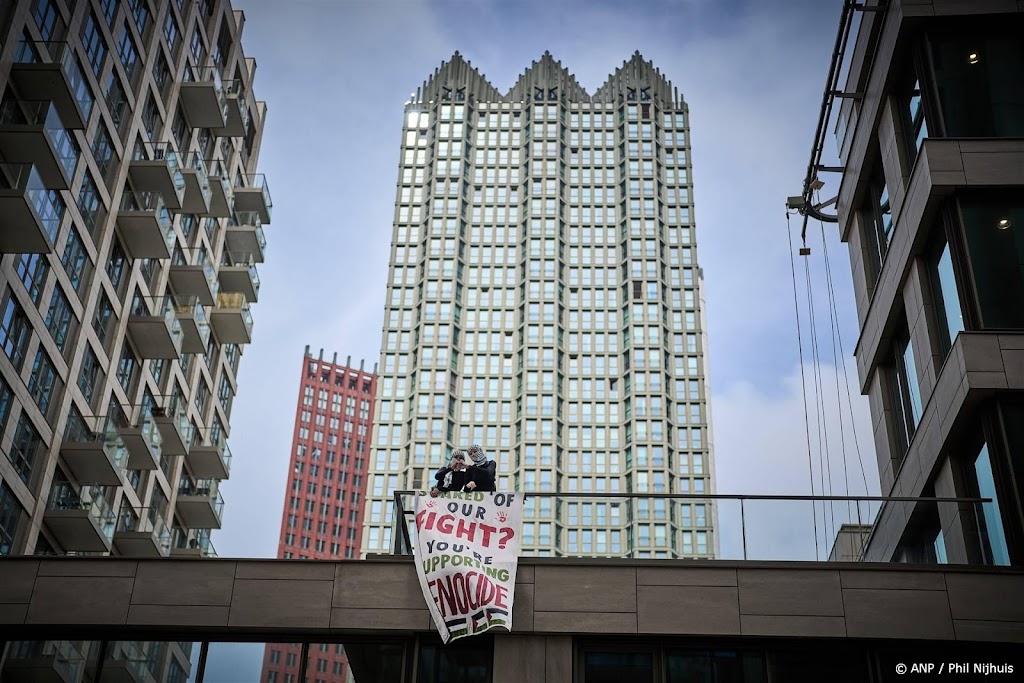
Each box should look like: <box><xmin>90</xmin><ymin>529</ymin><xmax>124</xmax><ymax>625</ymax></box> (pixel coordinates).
<box><xmin>415</xmin><ymin>510</ymin><xmax>436</xmax><ymax>531</ymax></box>
<box><xmin>478</xmin><ymin>523</ymin><xmax>496</xmax><ymax>546</ymax></box>
<box><xmin>455</xmin><ymin>518</ymin><xmax>476</xmax><ymax>542</ymax></box>
<box><xmin>495</xmin><ymin>584</ymin><xmax>508</xmax><ymax>609</ymax></box>
<box><xmin>452</xmin><ymin>573</ymin><xmax>469</xmax><ymax>614</ymax></box>
<box><xmin>465</xmin><ymin>572</ymin><xmax>479</xmax><ymax>610</ymax></box>
<box><xmin>433</xmin><ymin>576</ymin><xmax>458</xmax><ymax>618</ymax></box>
<box><xmin>436</xmin><ymin>514</ymin><xmax>455</xmax><ymax>534</ymax></box>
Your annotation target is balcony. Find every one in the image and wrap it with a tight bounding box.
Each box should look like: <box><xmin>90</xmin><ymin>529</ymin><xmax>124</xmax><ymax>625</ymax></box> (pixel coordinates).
<box><xmin>94</xmin><ymin>641</ymin><xmax>149</xmax><ymax>683</ymax></box>
<box><xmin>168</xmin><ymin>251</ymin><xmax>219</xmax><ymax>306</ymax></box>
<box><xmin>214</xmin><ymin>79</ymin><xmax>249</xmax><ymax>138</ymax></box>
<box><xmin>233</xmin><ymin>173</ymin><xmax>272</xmax><ymax>223</ymax></box>
<box><xmin>152</xmin><ymin>398</ymin><xmax>192</xmax><ymax>456</ymax></box>
<box><xmin>225</xmin><ymin>211</ymin><xmax>266</xmax><ymax>263</ymax></box>
<box><xmin>115</xmin><ymin>406</ymin><xmax>162</xmax><ymax>471</ymax></box>
<box><xmin>115</xmin><ymin>191</ymin><xmax>175</xmax><ymax>259</ymax></box>
<box><xmin>180</xmin><ymin>66</ymin><xmax>228</xmax><ymax>128</ymax></box>
<box><xmin>186</xmin><ymin>438</ymin><xmax>232</xmax><ymax>481</ymax></box>
<box><xmin>210</xmin><ymin>292</ymin><xmax>253</xmax><ymax>345</ymax></box>
<box><xmin>170</xmin><ymin>527</ymin><xmax>217</xmax><ymax>558</ymax></box>
<box><xmin>176</xmin><ymin>478</ymin><xmax>225</xmax><ymax>529</ymax></box>
<box><xmin>59</xmin><ymin>417</ymin><xmax>128</xmax><ymax>487</ymax></box>
<box><xmin>127</xmin><ymin>295</ymin><xmax>183</xmax><ymax>359</ymax></box>
<box><xmin>11</xmin><ymin>39</ymin><xmax>93</xmax><ymax>129</ymax></box>
<box><xmin>181</xmin><ymin>154</ymin><xmax>211</xmax><ymax>214</ymax></box>
<box><xmin>0</xmin><ymin>162</ymin><xmax>62</xmax><ymax>254</ymax></box>
<box><xmin>128</xmin><ymin>142</ymin><xmax>185</xmax><ymax>209</ymax></box>
<box><xmin>0</xmin><ymin>97</ymin><xmax>78</xmax><ymax>189</ymax></box>
<box><xmin>206</xmin><ymin>158</ymin><xmax>234</xmax><ymax>218</ymax></box>
<box><xmin>173</xmin><ymin>295</ymin><xmax>210</xmax><ymax>354</ymax></box>
<box><xmin>44</xmin><ymin>483</ymin><xmax>115</xmax><ymax>552</ymax></box>
<box><xmin>113</xmin><ymin>507</ymin><xmax>171</xmax><ymax>557</ymax></box>
<box><xmin>2</xmin><ymin>640</ymin><xmax>86</xmax><ymax>683</ymax></box>
<box><xmin>218</xmin><ymin>251</ymin><xmax>260</xmax><ymax>303</ymax></box>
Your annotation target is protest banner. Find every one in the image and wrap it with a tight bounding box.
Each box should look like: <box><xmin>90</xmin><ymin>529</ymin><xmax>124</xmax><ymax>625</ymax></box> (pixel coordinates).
<box><xmin>413</xmin><ymin>491</ymin><xmax>523</xmax><ymax>643</ymax></box>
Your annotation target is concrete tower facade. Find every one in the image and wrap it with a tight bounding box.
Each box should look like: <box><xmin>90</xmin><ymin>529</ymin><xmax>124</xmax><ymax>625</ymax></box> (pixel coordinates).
<box><xmin>362</xmin><ymin>52</ymin><xmax>715</xmax><ymax>558</ymax></box>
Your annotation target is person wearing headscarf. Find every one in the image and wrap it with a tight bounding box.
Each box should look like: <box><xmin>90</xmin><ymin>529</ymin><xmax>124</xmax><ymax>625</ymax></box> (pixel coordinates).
<box><xmin>464</xmin><ymin>444</ymin><xmax>495</xmax><ymax>491</ymax></box>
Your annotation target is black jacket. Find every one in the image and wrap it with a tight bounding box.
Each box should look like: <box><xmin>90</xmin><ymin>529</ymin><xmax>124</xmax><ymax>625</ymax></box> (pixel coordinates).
<box><xmin>434</xmin><ymin>465</ymin><xmax>494</xmax><ymax>492</ymax></box>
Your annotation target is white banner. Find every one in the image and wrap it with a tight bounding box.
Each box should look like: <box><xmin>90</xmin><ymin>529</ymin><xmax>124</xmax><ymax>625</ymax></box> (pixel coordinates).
<box><xmin>413</xmin><ymin>491</ymin><xmax>523</xmax><ymax>643</ymax></box>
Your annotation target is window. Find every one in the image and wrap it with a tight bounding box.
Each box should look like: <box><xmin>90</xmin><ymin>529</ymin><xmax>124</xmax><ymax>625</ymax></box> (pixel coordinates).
<box><xmin>117</xmin><ymin>22</ymin><xmax>139</xmax><ymax>79</ymax></box>
<box><xmin>129</xmin><ymin>0</ymin><xmax>150</xmax><ymax>36</ymax></box>
<box><xmin>861</xmin><ymin>157</ymin><xmax>894</xmax><ymax>287</ymax></box>
<box><xmin>61</xmin><ymin>227</ymin><xmax>91</xmax><ymax>295</ymax></box>
<box><xmin>81</xmin><ymin>12</ymin><xmax>107</xmax><ymax>77</ymax></box>
<box><xmin>190</xmin><ymin>29</ymin><xmax>205</xmax><ymax>64</ymax></box>
<box><xmin>91</xmin><ymin>126</ymin><xmax>116</xmax><ymax>185</ymax></box>
<box><xmin>105</xmin><ymin>72</ymin><xmax>128</xmax><ymax>131</ymax></box>
<box><xmin>972</xmin><ymin>443</ymin><xmax>1010</xmax><ymax>566</ymax></box>
<box><xmin>99</xmin><ymin>0</ymin><xmax>117</xmax><ymax>24</ymax></box>
<box><xmin>9</xmin><ymin>414</ymin><xmax>43</xmax><ymax>484</ymax></box>
<box><xmin>0</xmin><ymin>480</ymin><xmax>23</xmax><ymax>555</ymax></box>
<box><xmin>32</xmin><ymin>0</ymin><xmax>59</xmax><ymax>42</ymax></box>
<box><xmin>106</xmin><ymin>238</ymin><xmax>128</xmax><ymax>295</ymax></box>
<box><xmin>904</xmin><ymin>77</ymin><xmax>929</xmax><ymax>160</ymax></box>
<box><xmin>44</xmin><ymin>287</ymin><xmax>74</xmax><ymax>354</ymax></box>
<box><xmin>16</xmin><ymin>254</ymin><xmax>48</xmax><ymax>306</ymax></box>
<box><xmin>77</xmin><ymin>172</ymin><xmax>103</xmax><ymax>237</ymax></box>
<box><xmin>117</xmin><ymin>344</ymin><xmax>137</xmax><ymax>393</ymax></box>
<box><xmin>27</xmin><ymin>349</ymin><xmax>58</xmax><ymax>416</ymax></box>
<box><xmin>1</xmin><ymin>297</ymin><xmax>32</xmax><ymax>370</ymax></box>
<box><xmin>960</xmin><ymin>195</ymin><xmax>1024</xmax><ymax>329</ymax></box>
<box><xmin>930</xmin><ymin>25</ymin><xmax>1024</xmax><ymax>138</ymax></box>
<box><xmin>78</xmin><ymin>346</ymin><xmax>102</xmax><ymax>405</ymax></box>
<box><xmin>928</xmin><ymin>235</ymin><xmax>964</xmax><ymax>356</ymax></box>
<box><xmin>889</xmin><ymin>327</ymin><xmax>923</xmax><ymax>458</ymax></box>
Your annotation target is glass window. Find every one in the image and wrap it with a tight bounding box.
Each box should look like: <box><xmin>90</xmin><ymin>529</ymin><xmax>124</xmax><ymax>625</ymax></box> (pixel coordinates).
<box><xmin>9</xmin><ymin>413</ymin><xmax>42</xmax><ymax>484</ymax></box>
<box><xmin>862</xmin><ymin>158</ymin><xmax>893</xmax><ymax>287</ymax></box>
<box><xmin>44</xmin><ymin>287</ymin><xmax>74</xmax><ymax>354</ymax></box>
<box><xmin>930</xmin><ymin>28</ymin><xmax>1024</xmax><ymax>137</ymax></box>
<box><xmin>117</xmin><ymin>345</ymin><xmax>137</xmax><ymax>393</ymax></box>
<box><xmin>117</xmin><ymin>22</ymin><xmax>139</xmax><ymax>79</ymax></box>
<box><xmin>91</xmin><ymin>125</ymin><xmax>115</xmax><ymax>184</ymax></box>
<box><xmin>27</xmin><ymin>349</ymin><xmax>58</xmax><ymax>416</ymax></box>
<box><xmin>32</xmin><ymin>0</ymin><xmax>59</xmax><ymax>42</ymax></box>
<box><xmin>905</xmin><ymin>77</ymin><xmax>929</xmax><ymax>159</ymax></box>
<box><xmin>61</xmin><ymin>227</ymin><xmax>91</xmax><ymax>294</ymax></box>
<box><xmin>106</xmin><ymin>238</ymin><xmax>128</xmax><ymax>295</ymax></box>
<box><xmin>80</xmin><ymin>12</ymin><xmax>108</xmax><ymax>77</ymax></box>
<box><xmin>961</xmin><ymin>196</ymin><xmax>1024</xmax><ymax>328</ymax></box>
<box><xmin>1</xmin><ymin>296</ymin><xmax>32</xmax><ymax>370</ymax></box>
<box><xmin>99</xmin><ymin>0</ymin><xmax>116</xmax><ymax>24</ymax></box>
<box><xmin>929</xmin><ymin>236</ymin><xmax>964</xmax><ymax>355</ymax></box>
<box><xmin>163</xmin><ymin>12</ymin><xmax>180</xmax><ymax>54</ymax></box>
<box><xmin>92</xmin><ymin>291</ymin><xmax>116</xmax><ymax>350</ymax></box>
<box><xmin>889</xmin><ymin>328</ymin><xmax>922</xmax><ymax>457</ymax></box>
<box><xmin>0</xmin><ymin>479</ymin><xmax>23</xmax><ymax>555</ymax></box>
<box><xmin>16</xmin><ymin>253</ymin><xmax>49</xmax><ymax>307</ymax></box>
<box><xmin>973</xmin><ymin>443</ymin><xmax>1010</xmax><ymax>566</ymax></box>
<box><xmin>417</xmin><ymin>637</ymin><xmax>491</xmax><ymax>683</ymax></box>
<box><xmin>78</xmin><ymin>345</ymin><xmax>101</xmax><ymax>405</ymax></box>
<box><xmin>667</xmin><ymin>650</ymin><xmax>765</xmax><ymax>683</ymax></box>
<box><xmin>583</xmin><ymin>651</ymin><xmax>654</xmax><ymax>683</ymax></box>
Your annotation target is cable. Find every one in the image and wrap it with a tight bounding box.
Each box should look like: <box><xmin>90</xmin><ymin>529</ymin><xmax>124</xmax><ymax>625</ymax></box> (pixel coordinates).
<box><xmin>786</xmin><ymin>212</ymin><xmax>820</xmax><ymax>560</ymax></box>
<box><xmin>804</xmin><ymin>246</ymin><xmax>835</xmax><ymax>549</ymax></box>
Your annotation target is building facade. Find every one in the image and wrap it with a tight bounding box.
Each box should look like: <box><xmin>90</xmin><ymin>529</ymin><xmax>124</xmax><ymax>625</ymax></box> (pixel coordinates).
<box><xmin>363</xmin><ymin>52</ymin><xmax>715</xmax><ymax>558</ymax></box>
<box><xmin>261</xmin><ymin>347</ymin><xmax>376</xmax><ymax>683</ymax></box>
<box><xmin>822</xmin><ymin>0</ymin><xmax>1024</xmax><ymax>565</ymax></box>
<box><xmin>0</xmin><ymin>0</ymin><xmax>270</xmax><ymax>673</ymax></box>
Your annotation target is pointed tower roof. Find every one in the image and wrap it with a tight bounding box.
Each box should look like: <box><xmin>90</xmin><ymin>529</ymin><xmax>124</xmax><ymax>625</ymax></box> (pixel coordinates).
<box><xmin>593</xmin><ymin>51</ymin><xmax>682</xmax><ymax>107</ymax></box>
<box><xmin>506</xmin><ymin>51</ymin><xmax>590</xmax><ymax>103</ymax></box>
<box><xmin>414</xmin><ymin>51</ymin><xmax>502</xmax><ymax>104</ymax></box>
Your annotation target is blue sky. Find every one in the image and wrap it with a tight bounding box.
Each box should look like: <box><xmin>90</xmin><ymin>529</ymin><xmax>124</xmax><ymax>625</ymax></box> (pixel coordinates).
<box><xmin>213</xmin><ymin>0</ymin><xmax>877</xmax><ymax>564</ymax></box>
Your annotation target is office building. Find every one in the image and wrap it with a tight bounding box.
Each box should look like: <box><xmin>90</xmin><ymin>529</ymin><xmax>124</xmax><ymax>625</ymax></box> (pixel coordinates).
<box><xmin>363</xmin><ymin>52</ymin><xmax>715</xmax><ymax>558</ymax></box>
<box><xmin>810</xmin><ymin>0</ymin><xmax>1024</xmax><ymax>565</ymax></box>
<box><xmin>261</xmin><ymin>347</ymin><xmax>376</xmax><ymax>683</ymax></box>
<box><xmin>0</xmin><ymin>0</ymin><xmax>270</xmax><ymax>675</ymax></box>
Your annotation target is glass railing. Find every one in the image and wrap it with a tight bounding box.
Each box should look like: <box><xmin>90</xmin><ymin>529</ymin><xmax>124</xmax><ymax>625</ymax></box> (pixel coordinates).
<box><xmin>233</xmin><ymin>210</ymin><xmax>262</xmax><ymax>229</ymax></box>
<box><xmin>46</xmin><ymin>483</ymin><xmax>115</xmax><ymax>540</ymax></box>
<box><xmin>131</xmin><ymin>295</ymin><xmax>184</xmax><ymax>350</ymax></box>
<box><xmin>63</xmin><ymin>416</ymin><xmax>130</xmax><ymax>471</ymax></box>
<box><xmin>197</xmin><ymin>251</ymin><xmax>220</xmax><ymax>298</ymax></box>
<box><xmin>5</xmin><ymin>640</ymin><xmax>85</xmax><ymax>681</ymax></box>
<box><xmin>390</xmin><ymin>491</ymin><xmax>995</xmax><ymax>562</ymax></box>
<box><xmin>178</xmin><ymin>478</ymin><xmax>224</xmax><ymax>516</ymax></box>
<box><xmin>221</xmin><ymin>250</ymin><xmax>260</xmax><ymax>297</ymax></box>
<box><xmin>221</xmin><ymin>79</ymin><xmax>250</xmax><ymax>129</ymax></box>
<box><xmin>220</xmin><ymin>441</ymin><xmax>234</xmax><ymax>476</ymax></box>
<box><xmin>116</xmin><ymin>506</ymin><xmax>171</xmax><ymax>551</ymax></box>
<box><xmin>239</xmin><ymin>173</ymin><xmax>272</xmax><ymax>218</ymax></box>
<box><xmin>14</xmin><ymin>39</ymin><xmax>94</xmax><ymax>122</ymax></box>
<box><xmin>119</xmin><ymin>190</ymin><xmax>175</xmax><ymax>250</ymax></box>
<box><xmin>216</xmin><ymin>292</ymin><xmax>253</xmax><ymax>334</ymax></box>
<box><xmin>0</xmin><ymin>162</ymin><xmax>62</xmax><ymax>243</ymax></box>
<box><xmin>185</xmin><ymin>153</ymin><xmax>211</xmax><ymax>198</ymax></box>
<box><xmin>171</xmin><ymin>527</ymin><xmax>217</xmax><ymax>557</ymax></box>
<box><xmin>0</xmin><ymin>99</ymin><xmax>78</xmax><ymax>180</ymax></box>
<box><xmin>133</xmin><ymin>141</ymin><xmax>186</xmax><ymax>197</ymax></box>
<box><xmin>173</xmin><ymin>294</ymin><xmax>211</xmax><ymax>346</ymax></box>
<box><xmin>186</xmin><ymin>65</ymin><xmax>227</xmax><ymax>117</ymax></box>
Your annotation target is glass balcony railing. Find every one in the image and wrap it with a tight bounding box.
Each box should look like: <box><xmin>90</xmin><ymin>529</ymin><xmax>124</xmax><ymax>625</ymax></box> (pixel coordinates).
<box><xmin>235</xmin><ymin>173</ymin><xmax>272</xmax><ymax>222</ymax></box>
<box><xmin>174</xmin><ymin>294</ymin><xmax>211</xmax><ymax>349</ymax></box>
<box><xmin>62</xmin><ymin>414</ymin><xmax>130</xmax><ymax>474</ymax></box>
<box><xmin>171</xmin><ymin>527</ymin><xmax>217</xmax><ymax>557</ymax></box>
<box><xmin>178</xmin><ymin>477</ymin><xmax>225</xmax><ymax>516</ymax></box>
<box><xmin>130</xmin><ymin>294</ymin><xmax>184</xmax><ymax>355</ymax></box>
<box><xmin>119</xmin><ymin>190</ymin><xmax>175</xmax><ymax>251</ymax></box>
<box><xmin>0</xmin><ymin>98</ymin><xmax>78</xmax><ymax>181</ymax></box>
<box><xmin>185</xmin><ymin>65</ymin><xmax>228</xmax><ymax>117</ymax></box>
<box><xmin>221</xmin><ymin>79</ymin><xmax>250</xmax><ymax>128</ymax></box>
<box><xmin>0</xmin><ymin>162</ymin><xmax>63</xmax><ymax>248</ymax></box>
<box><xmin>105</xmin><ymin>641</ymin><xmax>149</xmax><ymax>679</ymax></box>
<box><xmin>132</xmin><ymin>141</ymin><xmax>186</xmax><ymax>198</ymax></box>
<box><xmin>14</xmin><ymin>39</ymin><xmax>94</xmax><ymax>124</ymax></box>
<box><xmin>116</xmin><ymin>506</ymin><xmax>171</xmax><ymax>550</ymax></box>
<box><xmin>46</xmin><ymin>483</ymin><xmax>116</xmax><ymax>541</ymax></box>
<box><xmin>220</xmin><ymin>250</ymin><xmax>260</xmax><ymax>299</ymax></box>
<box><xmin>390</xmin><ymin>492</ymin><xmax>995</xmax><ymax>562</ymax></box>
<box><xmin>185</xmin><ymin>152</ymin><xmax>212</xmax><ymax>197</ymax></box>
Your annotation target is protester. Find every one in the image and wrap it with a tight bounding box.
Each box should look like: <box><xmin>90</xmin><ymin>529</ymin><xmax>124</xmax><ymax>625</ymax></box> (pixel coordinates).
<box><xmin>466</xmin><ymin>444</ymin><xmax>496</xmax><ymax>491</ymax></box>
<box><xmin>432</xmin><ymin>450</ymin><xmax>478</xmax><ymax>496</ymax></box>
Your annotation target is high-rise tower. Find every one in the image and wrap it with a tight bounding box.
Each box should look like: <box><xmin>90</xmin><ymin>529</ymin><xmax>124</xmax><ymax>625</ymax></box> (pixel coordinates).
<box><xmin>362</xmin><ymin>52</ymin><xmax>715</xmax><ymax>558</ymax></box>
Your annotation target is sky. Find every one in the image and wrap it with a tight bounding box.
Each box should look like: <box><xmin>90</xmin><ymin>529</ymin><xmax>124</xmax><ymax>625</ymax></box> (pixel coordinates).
<box><xmin>212</xmin><ymin>0</ymin><xmax>878</xmax><ymax>565</ymax></box>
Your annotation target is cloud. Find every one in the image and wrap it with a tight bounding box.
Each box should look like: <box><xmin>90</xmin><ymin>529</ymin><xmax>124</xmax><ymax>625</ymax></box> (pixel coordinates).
<box><xmin>713</xmin><ymin>359</ymin><xmax>880</xmax><ymax>561</ymax></box>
